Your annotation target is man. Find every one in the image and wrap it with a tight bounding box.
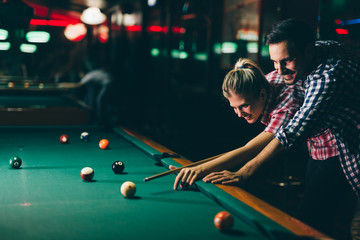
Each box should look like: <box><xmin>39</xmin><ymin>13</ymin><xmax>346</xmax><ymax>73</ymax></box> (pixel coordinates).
<box><xmin>203</xmin><ymin>19</ymin><xmax>360</xmax><ymax>238</ymax></box>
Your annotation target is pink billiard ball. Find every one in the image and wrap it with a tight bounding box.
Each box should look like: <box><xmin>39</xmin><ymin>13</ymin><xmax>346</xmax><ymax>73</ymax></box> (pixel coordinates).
<box><xmin>60</xmin><ymin>134</ymin><xmax>69</xmax><ymax>144</ymax></box>
<box><xmin>214</xmin><ymin>211</ymin><xmax>234</xmax><ymax>231</ymax></box>
<box><xmin>80</xmin><ymin>167</ymin><xmax>94</xmax><ymax>181</ymax></box>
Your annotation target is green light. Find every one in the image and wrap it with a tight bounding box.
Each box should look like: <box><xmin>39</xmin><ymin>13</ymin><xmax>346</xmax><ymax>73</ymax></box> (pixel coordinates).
<box><xmin>151</xmin><ymin>48</ymin><xmax>160</xmax><ymax>57</ymax></box>
<box><xmin>26</xmin><ymin>31</ymin><xmax>50</xmax><ymax>43</ymax></box>
<box><xmin>194</xmin><ymin>53</ymin><xmax>207</xmax><ymax>61</ymax></box>
<box><xmin>222</xmin><ymin>42</ymin><xmax>237</xmax><ymax>53</ymax></box>
<box><xmin>261</xmin><ymin>46</ymin><xmax>270</xmax><ymax>57</ymax></box>
<box><xmin>20</xmin><ymin>43</ymin><xmax>37</xmax><ymax>53</ymax></box>
<box><xmin>246</xmin><ymin>42</ymin><xmax>258</xmax><ymax>53</ymax></box>
<box><xmin>213</xmin><ymin>43</ymin><xmax>222</xmax><ymax>54</ymax></box>
<box><xmin>0</xmin><ymin>29</ymin><xmax>8</xmax><ymax>40</ymax></box>
<box><xmin>0</xmin><ymin>42</ymin><xmax>10</xmax><ymax>50</ymax></box>
<box><xmin>171</xmin><ymin>50</ymin><xmax>188</xmax><ymax>59</ymax></box>
<box><xmin>179</xmin><ymin>51</ymin><xmax>188</xmax><ymax>59</ymax></box>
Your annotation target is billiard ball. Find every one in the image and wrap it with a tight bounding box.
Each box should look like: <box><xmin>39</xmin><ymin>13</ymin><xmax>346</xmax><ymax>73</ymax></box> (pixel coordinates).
<box><xmin>120</xmin><ymin>181</ymin><xmax>136</xmax><ymax>198</ymax></box>
<box><xmin>214</xmin><ymin>211</ymin><xmax>234</xmax><ymax>231</ymax></box>
<box><xmin>80</xmin><ymin>132</ymin><xmax>89</xmax><ymax>142</ymax></box>
<box><xmin>99</xmin><ymin>139</ymin><xmax>109</xmax><ymax>149</ymax></box>
<box><xmin>112</xmin><ymin>161</ymin><xmax>125</xmax><ymax>174</ymax></box>
<box><xmin>60</xmin><ymin>134</ymin><xmax>69</xmax><ymax>143</ymax></box>
<box><xmin>9</xmin><ymin>156</ymin><xmax>22</xmax><ymax>169</ymax></box>
<box><xmin>8</xmin><ymin>82</ymin><xmax>14</xmax><ymax>88</ymax></box>
<box><xmin>80</xmin><ymin>167</ymin><xmax>94</xmax><ymax>181</ymax></box>
<box><xmin>39</xmin><ymin>83</ymin><xmax>44</xmax><ymax>89</ymax></box>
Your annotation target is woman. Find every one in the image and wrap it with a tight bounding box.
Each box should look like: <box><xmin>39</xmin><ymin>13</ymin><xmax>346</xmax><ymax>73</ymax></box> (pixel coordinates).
<box><xmin>173</xmin><ymin>58</ymin><xmax>304</xmax><ymax>190</ymax></box>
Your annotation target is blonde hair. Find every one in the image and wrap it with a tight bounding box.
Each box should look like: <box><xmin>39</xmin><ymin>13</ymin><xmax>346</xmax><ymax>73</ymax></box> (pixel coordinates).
<box><xmin>222</xmin><ymin>58</ymin><xmax>270</xmax><ymax>99</ymax></box>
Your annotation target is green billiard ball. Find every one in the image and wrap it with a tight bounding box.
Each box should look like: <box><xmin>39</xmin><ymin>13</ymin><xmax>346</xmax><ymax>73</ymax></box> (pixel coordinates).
<box><xmin>9</xmin><ymin>156</ymin><xmax>22</xmax><ymax>169</ymax></box>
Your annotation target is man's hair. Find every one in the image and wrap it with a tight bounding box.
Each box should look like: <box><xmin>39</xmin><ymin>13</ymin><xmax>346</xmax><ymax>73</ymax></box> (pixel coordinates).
<box><xmin>264</xmin><ymin>18</ymin><xmax>316</xmax><ymax>54</ymax></box>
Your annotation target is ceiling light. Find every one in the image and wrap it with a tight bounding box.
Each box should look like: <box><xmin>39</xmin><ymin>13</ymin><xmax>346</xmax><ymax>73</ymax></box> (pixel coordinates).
<box><xmin>0</xmin><ymin>42</ymin><xmax>10</xmax><ymax>50</ymax></box>
<box><xmin>20</xmin><ymin>43</ymin><xmax>37</xmax><ymax>53</ymax></box>
<box><xmin>26</xmin><ymin>31</ymin><xmax>50</xmax><ymax>43</ymax></box>
<box><xmin>64</xmin><ymin>23</ymin><xmax>87</xmax><ymax>42</ymax></box>
<box><xmin>81</xmin><ymin>7</ymin><xmax>106</xmax><ymax>25</ymax></box>
<box><xmin>0</xmin><ymin>29</ymin><xmax>9</xmax><ymax>40</ymax></box>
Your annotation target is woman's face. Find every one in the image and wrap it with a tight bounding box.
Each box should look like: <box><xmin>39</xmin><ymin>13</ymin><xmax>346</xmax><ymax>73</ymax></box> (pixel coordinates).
<box><xmin>227</xmin><ymin>90</ymin><xmax>266</xmax><ymax>124</ymax></box>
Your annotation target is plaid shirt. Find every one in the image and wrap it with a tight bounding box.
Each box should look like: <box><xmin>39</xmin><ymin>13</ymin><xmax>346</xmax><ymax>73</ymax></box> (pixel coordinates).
<box><xmin>261</xmin><ymin>70</ymin><xmax>304</xmax><ymax>134</ymax></box>
<box><xmin>275</xmin><ymin>40</ymin><xmax>360</xmax><ymax>197</ymax></box>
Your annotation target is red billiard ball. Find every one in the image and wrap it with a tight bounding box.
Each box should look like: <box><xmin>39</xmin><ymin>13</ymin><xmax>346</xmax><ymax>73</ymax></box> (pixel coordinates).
<box><xmin>60</xmin><ymin>134</ymin><xmax>69</xmax><ymax>144</ymax></box>
<box><xmin>9</xmin><ymin>156</ymin><xmax>22</xmax><ymax>169</ymax></box>
<box><xmin>120</xmin><ymin>181</ymin><xmax>136</xmax><ymax>198</ymax></box>
<box><xmin>214</xmin><ymin>211</ymin><xmax>234</xmax><ymax>231</ymax></box>
<box><xmin>99</xmin><ymin>139</ymin><xmax>109</xmax><ymax>149</ymax></box>
<box><xmin>80</xmin><ymin>167</ymin><xmax>94</xmax><ymax>181</ymax></box>
<box><xmin>112</xmin><ymin>161</ymin><xmax>125</xmax><ymax>174</ymax></box>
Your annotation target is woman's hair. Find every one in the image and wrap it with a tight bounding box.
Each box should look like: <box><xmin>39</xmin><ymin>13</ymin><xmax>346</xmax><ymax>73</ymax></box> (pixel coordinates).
<box><xmin>222</xmin><ymin>58</ymin><xmax>270</xmax><ymax>99</ymax></box>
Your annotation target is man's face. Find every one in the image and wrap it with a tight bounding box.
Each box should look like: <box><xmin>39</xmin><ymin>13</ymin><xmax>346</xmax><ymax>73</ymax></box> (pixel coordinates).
<box><xmin>269</xmin><ymin>40</ymin><xmax>300</xmax><ymax>85</ymax></box>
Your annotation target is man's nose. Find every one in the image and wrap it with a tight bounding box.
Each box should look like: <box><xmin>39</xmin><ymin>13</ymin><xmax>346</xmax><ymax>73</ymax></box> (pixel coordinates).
<box><xmin>235</xmin><ymin>108</ymin><xmax>242</xmax><ymax>118</ymax></box>
<box><xmin>276</xmin><ymin>63</ymin><xmax>285</xmax><ymax>75</ymax></box>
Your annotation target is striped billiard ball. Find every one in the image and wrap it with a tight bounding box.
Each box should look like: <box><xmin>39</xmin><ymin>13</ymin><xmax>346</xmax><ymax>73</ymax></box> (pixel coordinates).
<box><xmin>80</xmin><ymin>167</ymin><xmax>94</xmax><ymax>181</ymax></box>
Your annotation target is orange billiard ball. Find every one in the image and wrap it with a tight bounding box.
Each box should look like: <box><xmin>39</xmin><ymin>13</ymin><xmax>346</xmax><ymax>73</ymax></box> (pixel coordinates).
<box><xmin>214</xmin><ymin>211</ymin><xmax>234</xmax><ymax>231</ymax></box>
<box><xmin>99</xmin><ymin>139</ymin><xmax>109</xmax><ymax>149</ymax></box>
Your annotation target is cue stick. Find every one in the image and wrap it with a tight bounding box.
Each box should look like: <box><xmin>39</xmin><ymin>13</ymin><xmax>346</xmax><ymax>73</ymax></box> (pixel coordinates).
<box><xmin>144</xmin><ymin>153</ymin><xmax>225</xmax><ymax>182</ymax></box>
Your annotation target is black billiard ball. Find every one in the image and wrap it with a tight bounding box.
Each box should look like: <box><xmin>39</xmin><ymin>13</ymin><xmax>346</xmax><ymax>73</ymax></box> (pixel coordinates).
<box><xmin>9</xmin><ymin>156</ymin><xmax>22</xmax><ymax>169</ymax></box>
<box><xmin>112</xmin><ymin>161</ymin><xmax>125</xmax><ymax>174</ymax></box>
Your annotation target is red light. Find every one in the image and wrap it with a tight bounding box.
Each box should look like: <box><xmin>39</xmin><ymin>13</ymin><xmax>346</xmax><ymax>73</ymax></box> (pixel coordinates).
<box><xmin>172</xmin><ymin>27</ymin><xmax>185</xmax><ymax>34</ymax></box>
<box><xmin>334</xmin><ymin>19</ymin><xmax>342</xmax><ymax>25</ymax></box>
<box><xmin>126</xmin><ymin>25</ymin><xmax>142</xmax><ymax>32</ymax></box>
<box><xmin>48</xmin><ymin>20</ymin><xmax>71</xmax><ymax>27</ymax></box>
<box><xmin>30</xmin><ymin>19</ymin><xmax>48</xmax><ymax>25</ymax></box>
<box><xmin>336</xmin><ymin>28</ymin><xmax>349</xmax><ymax>34</ymax></box>
<box><xmin>30</xmin><ymin>19</ymin><xmax>73</xmax><ymax>27</ymax></box>
<box><xmin>147</xmin><ymin>26</ymin><xmax>163</xmax><ymax>32</ymax></box>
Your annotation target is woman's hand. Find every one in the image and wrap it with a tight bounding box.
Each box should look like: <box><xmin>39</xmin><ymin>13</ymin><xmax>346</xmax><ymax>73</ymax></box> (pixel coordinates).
<box><xmin>173</xmin><ymin>165</ymin><xmax>205</xmax><ymax>190</ymax></box>
<box><xmin>202</xmin><ymin>169</ymin><xmax>250</xmax><ymax>186</ymax></box>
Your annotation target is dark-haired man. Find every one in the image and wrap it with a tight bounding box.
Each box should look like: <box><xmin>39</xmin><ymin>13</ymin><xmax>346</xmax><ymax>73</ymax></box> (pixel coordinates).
<box><xmin>204</xmin><ymin>18</ymin><xmax>360</xmax><ymax>238</ymax></box>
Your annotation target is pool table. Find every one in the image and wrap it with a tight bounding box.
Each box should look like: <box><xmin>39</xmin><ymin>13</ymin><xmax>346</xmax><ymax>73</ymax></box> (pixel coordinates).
<box><xmin>0</xmin><ymin>92</ymin><xmax>89</xmax><ymax>125</ymax></box>
<box><xmin>0</xmin><ymin>126</ymin><xmax>327</xmax><ymax>240</ymax></box>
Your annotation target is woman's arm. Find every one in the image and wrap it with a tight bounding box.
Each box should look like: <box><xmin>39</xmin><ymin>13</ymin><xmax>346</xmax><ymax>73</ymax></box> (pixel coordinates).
<box><xmin>203</xmin><ymin>138</ymin><xmax>284</xmax><ymax>185</ymax></box>
<box><xmin>173</xmin><ymin>131</ymin><xmax>274</xmax><ymax>189</ymax></box>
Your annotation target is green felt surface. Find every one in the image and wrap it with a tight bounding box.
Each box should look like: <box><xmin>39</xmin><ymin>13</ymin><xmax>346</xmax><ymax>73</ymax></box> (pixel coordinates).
<box><xmin>0</xmin><ymin>126</ymin><xmax>287</xmax><ymax>240</ymax></box>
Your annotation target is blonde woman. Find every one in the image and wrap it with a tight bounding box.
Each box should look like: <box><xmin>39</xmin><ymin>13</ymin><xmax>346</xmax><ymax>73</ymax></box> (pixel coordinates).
<box><xmin>173</xmin><ymin>58</ymin><xmax>304</xmax><ymax>189</ymax></box>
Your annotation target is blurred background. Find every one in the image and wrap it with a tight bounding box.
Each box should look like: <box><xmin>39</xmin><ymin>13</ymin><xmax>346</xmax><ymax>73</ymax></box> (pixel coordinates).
<box><xmin>0</xmin><ymin>0</ymin><xmax>359</xmax><ymax>214</ymax></box>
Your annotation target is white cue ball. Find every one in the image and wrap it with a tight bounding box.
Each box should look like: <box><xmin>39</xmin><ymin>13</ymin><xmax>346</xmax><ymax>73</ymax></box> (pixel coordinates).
<box><xmin>120</xmin><ymin>181</ymin><xmax>136</xmax><ymax>198</ymax></box>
